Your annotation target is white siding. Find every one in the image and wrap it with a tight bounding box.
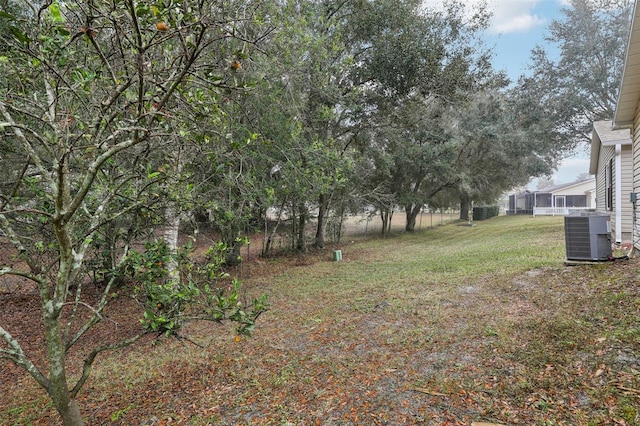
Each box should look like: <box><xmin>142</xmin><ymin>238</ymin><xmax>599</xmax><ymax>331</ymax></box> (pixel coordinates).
<box><xmin>552</xmin><ymin>180</ymin><xmax>596</xmax><ymax>196</ymax></box>
<box><xmin>621</xmin><ymin>144</ymin><xmax>634</xmax><ymax>243</ymax></box>
<box><xmin>594</xmin><ymin>144</ymin><xmax>634</xmax><ymax>243</ymax></box>
<box><xmin>596</xmin><ymin>144</ymin><xmax>615</xmax><ymax>233</ymax></box>
<box><xmin>633</xmin><ymin>101</ymin><xmax>640</xmax><ymax>250</ymax></box>
<box><xmin>596</xmin><ymin>145</ymin><xmax>613</xmax><ymax>211</ymax></box>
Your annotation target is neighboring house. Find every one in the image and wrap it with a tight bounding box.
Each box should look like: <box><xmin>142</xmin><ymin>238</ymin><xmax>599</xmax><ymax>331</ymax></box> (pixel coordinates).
<box><xmin>613</xmin><ymin>0</ymin><xmax>640</xmax><ymax>251</ymax></box>
<box><xmin>589</xmin><ymin>120</ymin><xmax>633</xmax><ymax>244</ymax></box>
<box><xmin>507</xmin><ymin>178</ymin><xmax>596</xmax><ymax>216</ymax></box>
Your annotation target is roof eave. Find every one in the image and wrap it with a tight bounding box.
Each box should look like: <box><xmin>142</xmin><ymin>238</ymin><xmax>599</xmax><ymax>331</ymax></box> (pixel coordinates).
<box><xmin>614</xmin><ymin>0</ymin><xmax>640</xmax><ymax>127</ymax></box>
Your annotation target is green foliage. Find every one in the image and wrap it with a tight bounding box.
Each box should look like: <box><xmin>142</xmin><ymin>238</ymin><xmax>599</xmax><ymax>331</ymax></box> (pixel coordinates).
<box><xmin>519</xmin><ymin>0</ymin><xmax>632</xmax><ymax>149</ymax></box>
<box><xmin>349</xmin><ymin>0</ymin><xmax>508</xmax><ymax>232</ymax></box>
<box><xmin>472</xmin><ymin>206</ymin><xmax>500</xmax><ymax>221</ymax></box>
<box><xmin>448</xmin><ymin>91</ymin><xmax>554</xmax><ymax>210</ymax></box>
<box><xmin>0</xmin><ymin>0</ymin><xmax>272</xmax><ymax>423</ymax></box>
<box><xmin>109</xmin><ymin>404</ymin><xmax>135</xmax><ymax>422</ymax></box>
<box><xmin>125</xmin><ymin>240</ymin><xmax>267</xmax><ymax>337</ymax></box>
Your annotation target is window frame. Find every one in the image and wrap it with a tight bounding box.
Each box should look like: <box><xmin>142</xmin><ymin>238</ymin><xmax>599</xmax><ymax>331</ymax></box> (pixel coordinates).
<box><xmin>605</xmin><ymin>158</ymin><xmax>613</xmax><ymax>211</ymax></box>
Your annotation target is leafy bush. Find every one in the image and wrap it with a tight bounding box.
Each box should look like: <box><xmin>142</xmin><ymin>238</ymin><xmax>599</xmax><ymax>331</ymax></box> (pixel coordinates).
<box><xmin>472</xmin><ymin>205</ymin><xmax>500</xmax><ymax>221</ymax></box>
<box><xmin>124</xmin><ymin>240</ymin><xmax>268</xmax><ymax>337</ymax></box>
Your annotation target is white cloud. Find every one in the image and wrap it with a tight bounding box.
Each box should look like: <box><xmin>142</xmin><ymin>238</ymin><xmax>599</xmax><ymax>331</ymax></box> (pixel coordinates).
<box><xmin>488</xmin><ymin>0</ymin><xmax>546</xmax><ymax>34</ymax></box>
<box><xmin>422</xmin><ymin>0</ymin><xmax>549</xmax><ymax>34</ymax></box>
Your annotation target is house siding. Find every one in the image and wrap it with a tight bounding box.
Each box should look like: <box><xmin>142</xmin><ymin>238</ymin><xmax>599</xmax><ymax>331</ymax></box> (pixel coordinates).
<box><xmin>592</xmin><ymin>128</ymin><xmax>632</xmax><ymax>244</ymax></box>
<box><xmin>552</xmin><ymin>180</ymin><xmax>596</xmax><ymax>198</ymax></box>
<box><xmin>633</xmin><ymin>101</ymin><xmax>640</xmax><ymax>250</ymax></box>
<box><xmin>596</xmin><ymin>144</ymin><xmax>614</xmax><ymax>212</ymax></box>
<box><xmin>621</xmin><ymin>144</ymin><xmax>633</xmax><ymax>243</ymax></box>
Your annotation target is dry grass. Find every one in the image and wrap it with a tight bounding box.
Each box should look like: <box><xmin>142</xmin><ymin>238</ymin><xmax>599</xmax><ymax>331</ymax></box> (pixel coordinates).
<box><xmin>3</xmin><ymin>215</ymin><xmax>640</xmax><ymax>425</ymax></box>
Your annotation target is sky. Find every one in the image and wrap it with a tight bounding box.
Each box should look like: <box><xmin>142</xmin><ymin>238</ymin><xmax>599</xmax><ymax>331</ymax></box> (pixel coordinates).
<box><xmin>482</xmin><ymin>0</ymin><xmax>567</xmax><ymax>81</ymax></box>
<box><xmin>426</xmin><ymin>0</ymin><xmax>590</xmax><ymax>188</ymax></box>
<box><xmin>423</xmin><ymin>0</ymin><xmax>569</xmax><ymax>80</ymax></box>
<box><xmin>481</xmin><ymin>0</ymin><xmax>590</xmax><ymax>187</ymax></box>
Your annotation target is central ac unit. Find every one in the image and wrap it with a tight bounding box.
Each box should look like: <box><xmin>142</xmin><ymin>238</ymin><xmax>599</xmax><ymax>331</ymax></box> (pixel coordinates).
<box><xmin>564</xmin><ymin>214</ymin><xmax>612</xmax><ymax>261</ymax></box>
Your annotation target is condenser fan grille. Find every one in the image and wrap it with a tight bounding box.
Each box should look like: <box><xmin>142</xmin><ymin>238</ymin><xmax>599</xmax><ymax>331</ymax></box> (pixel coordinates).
<box><xmin>564</xmin><ymin>215</ymin><xmax>611</xmax><ymax>261</ymax></box>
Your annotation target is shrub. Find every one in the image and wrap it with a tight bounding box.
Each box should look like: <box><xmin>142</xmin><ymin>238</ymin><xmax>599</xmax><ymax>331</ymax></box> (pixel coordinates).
<box><xmin>473</xmin><ymin>205</ymin><xmax>500</xmax><ymax>221</ymax></box>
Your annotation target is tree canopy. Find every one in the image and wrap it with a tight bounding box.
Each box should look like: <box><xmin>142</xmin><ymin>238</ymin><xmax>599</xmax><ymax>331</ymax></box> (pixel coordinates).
<box><xmin>517</xmin><ymin>0</ymin><xmax>633</xmax><ymax>151</ymax></box>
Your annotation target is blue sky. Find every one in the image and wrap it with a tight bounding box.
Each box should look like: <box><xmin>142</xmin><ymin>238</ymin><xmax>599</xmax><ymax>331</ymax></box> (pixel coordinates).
<box><xmin>424</xmin><ymin>0</ymin><xmax>568</xmax><ymax>80</ymax></box>
<box><xmin>426</xmin><ymin>0</ymin><xmax>589</xmax><ymax>187</ymax></box>
<box><xmin>484</xmin><ymin>0</ymin><xmax>566</xmax><ymax>82</ymax></box>
<box><xmin>481</xmin><ymin>0</ymin><xmax>590</xmax><ymax>186</ymax></box>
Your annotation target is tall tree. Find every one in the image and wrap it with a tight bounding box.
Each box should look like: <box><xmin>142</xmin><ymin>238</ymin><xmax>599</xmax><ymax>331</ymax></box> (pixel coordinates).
<box><xmin>0</xmin><ymin>1</ymin><xmax>266</xmax><ymax>424</ymax></box>
<box><xmin>353</xmin><ymin>0</ymin><xmax>503</xmax><ymax>231</ymax></box>
<box><xmin>376</xmin><ymin>97</ymin><xmax>459</xmax><ymax>232</ymax></box>
<box><xmin>450</xmin><ymin>91</ymin><xmax>557</xmax><ymax>219</ymax></box>
<box><xmin>235</xmin><ymin>0</ymin><xmax>358</xmax><ymax>251</ymax></box>
<box><xmin>521</xmin><ymin>0</ymin><xmax>633</xmax><ymax>150</ymax></box>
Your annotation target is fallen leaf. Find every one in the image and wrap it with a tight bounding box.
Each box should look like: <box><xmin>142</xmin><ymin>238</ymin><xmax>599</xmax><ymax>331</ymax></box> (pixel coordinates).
<box><xmin>413</xmin><ymin>387</ymin><xmax>447</xmax><ymax>397</ymax></box>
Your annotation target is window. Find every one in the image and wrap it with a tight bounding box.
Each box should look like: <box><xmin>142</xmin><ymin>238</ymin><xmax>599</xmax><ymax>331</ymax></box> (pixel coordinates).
<box><xmin>605</xmin><ymin>159</ymin><xmax>613</xmax><ymax>211</ymax></box>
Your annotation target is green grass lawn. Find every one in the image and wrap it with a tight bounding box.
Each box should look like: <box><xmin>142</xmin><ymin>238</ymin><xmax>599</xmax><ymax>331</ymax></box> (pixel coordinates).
<box><xmin>3</xmin><ymin>215</ymin><xmax>640</xmax><ymax>425</ymax></box>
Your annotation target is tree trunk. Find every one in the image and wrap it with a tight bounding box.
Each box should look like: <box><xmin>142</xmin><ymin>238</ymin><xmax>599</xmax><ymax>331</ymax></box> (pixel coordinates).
<box><xmin>57</xmin><ymin>399</ymin><xmax>85</xmax><ymax>426</ymax></box>
<box><xmin>314</xmin><ymin>194</ymin><xmax>328</xmax><ymax>248</ymax></box>
<box><xmin>43</xmin><ymin>214</ymin><xmax>86</xmax><ymax>426</ymax></box>
<box><xmin>380</xmin><ymin>208</ymin><xmax>389</xmax><ymax>236</ymax></box>
<box><xmin>333</xmin><ymin>206</ymin><xmax>345</xmax><ymax>243</ymax></box>
<box><xmin>163</xmin><ymin>145</ymin><xmax>184</xmax><ymax>282</ymax></box>
<box><xmin>262</xmin><ymin>199</ymin><xmax>286</xmax><ymax>257</ymax></box>
<box><xmin>296</xmin><ymin>203</ymin><xmax>308</xmax><ymax>252</ymax></box>
<box><xmin>42</xmin><ymin>292</ymin><xmax>85</xmax><ymax>425</ymax></box>
<box><xmin>163</xmin><ymin>204</ymin><xmax>181</xmax><ymax>283</ymax></box>
<box><xmin>405</xmin><ymin>204</ymin><xmax>420</xmax><ymax>232</ymax></box>
<box><xmin>459</xmin><ymin>196</ymin><xmax>470</xmax><ymax>221</ymax></box>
